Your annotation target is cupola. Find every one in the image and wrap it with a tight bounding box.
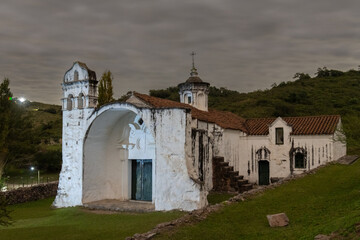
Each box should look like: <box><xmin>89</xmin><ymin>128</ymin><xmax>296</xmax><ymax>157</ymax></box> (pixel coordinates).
<box><xmin>178</xmin><ymin>52</ymin><xmax>210</xmax><ymax>111</ymax></box>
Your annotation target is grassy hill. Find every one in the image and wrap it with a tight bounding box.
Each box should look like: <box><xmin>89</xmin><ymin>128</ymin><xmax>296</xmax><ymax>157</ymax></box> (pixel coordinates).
<box><xmin>150</xmin><ymin>68</ymin><xmax>360</xmax><ymax>153</ymax></box>
<box><xmin>4</xmin><ymin>100</ymin><xmax>62</xmax><ymax>174</ymax></box>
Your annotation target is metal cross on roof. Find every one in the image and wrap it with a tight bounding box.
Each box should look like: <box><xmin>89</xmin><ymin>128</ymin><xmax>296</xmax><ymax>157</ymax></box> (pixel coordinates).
<box><xmin>191</xmin><ymin>51</ymin><xmax>196</xmax><ymax>68</ymax></box>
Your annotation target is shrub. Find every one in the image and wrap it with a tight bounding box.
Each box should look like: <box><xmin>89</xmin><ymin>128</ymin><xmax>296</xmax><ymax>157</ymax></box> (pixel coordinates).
<box><xmin>0</xmin><ymin>179</ymin><xmax>11</xmax><ymax>226</ymax></box>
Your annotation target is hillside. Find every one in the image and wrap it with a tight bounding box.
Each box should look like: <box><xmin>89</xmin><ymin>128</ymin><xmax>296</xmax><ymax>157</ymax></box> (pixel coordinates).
<box><xmin>150</xmin><ymin>68</ymin><xmax>360</xmax><ymax>153</ymax></box>
<box><xmin>4</xmin><ymin>100</ymin><xmax>62</xmax><ymax>173</ymax></box>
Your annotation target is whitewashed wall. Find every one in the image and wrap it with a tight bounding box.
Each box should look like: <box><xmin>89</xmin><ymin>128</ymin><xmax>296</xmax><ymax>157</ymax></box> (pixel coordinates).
<box><xmin>53</xmin><ymin>108</ymin><xmax>93</xmax><ymax>207</ymax></box>
<box><xmin>215</xmin><ymin>117</ymin><xmax>347</xmax><ymax>185</ymax></box>
<box><xmin>54</xmin><ymin>102</ymin><xmax>207</xmax><ymax>211</ymax></box>
<box><xmin>152</xmin><ymin>109</ymin><xmax>207</xmax><ymax>211</ymax></box>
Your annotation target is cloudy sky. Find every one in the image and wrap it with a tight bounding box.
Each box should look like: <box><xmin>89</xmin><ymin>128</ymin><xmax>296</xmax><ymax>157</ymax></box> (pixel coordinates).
<box><xmin>1</xmin><ymin>0</ymin><xmax>360</xmax><ymax>104</ymax></box>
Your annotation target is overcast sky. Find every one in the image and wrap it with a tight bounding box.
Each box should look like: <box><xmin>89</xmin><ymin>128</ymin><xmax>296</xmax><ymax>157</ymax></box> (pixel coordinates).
<box><xmin>2</xmin><ymin>0</ymin><xmax>360</xmax><ymax>104</ymax></box>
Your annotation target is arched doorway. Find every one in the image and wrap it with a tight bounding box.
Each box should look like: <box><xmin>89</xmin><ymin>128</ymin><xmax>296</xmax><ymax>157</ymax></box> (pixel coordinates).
<box><xmin>258</xmin><ymin>160</ymin><xmax>270</xmax><ymax>185</ymax></box>
<box><xmin>82</xmin><ymin>108</ymin><xmax>155</xmax><ymax>204</ymax></box>
<box><xmin>256</xmin><ymin>147</ymin><xmax>270</xmax><ymax>185</ymax></box>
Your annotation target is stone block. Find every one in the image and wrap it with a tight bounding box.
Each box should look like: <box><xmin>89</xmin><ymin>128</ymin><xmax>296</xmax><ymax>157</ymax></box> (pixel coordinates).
<box><xmin>266</xmin><ymin>213</ymin><xmax>289</xmax><ymax>227</ymax></box>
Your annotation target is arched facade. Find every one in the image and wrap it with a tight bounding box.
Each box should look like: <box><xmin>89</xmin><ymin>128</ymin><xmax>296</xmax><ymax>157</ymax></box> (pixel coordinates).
<box><xmin>55</xmin><ymin>97</ymin><xmax>207</xmax><ymax>211</ymax></box>
<box><xmin>83</xmin><ymin>106</ymin><xmax>155</xmax><ymax>204</ymax></box>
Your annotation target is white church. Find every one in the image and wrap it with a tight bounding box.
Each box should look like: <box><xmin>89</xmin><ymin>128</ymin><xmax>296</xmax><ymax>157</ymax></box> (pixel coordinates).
<box><xmin>53</xmin><ymin>61</ymin><xmax>346</xmax><ymax>211</ymax></box>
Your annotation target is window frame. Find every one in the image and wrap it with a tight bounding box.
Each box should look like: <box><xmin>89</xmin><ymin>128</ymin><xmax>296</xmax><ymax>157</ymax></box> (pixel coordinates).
<box><xmin>294</xmin><ymin>152</ymin><xmax>305</xmax><ymax>169</ymax></box>
<box><xmin>275</xmin><ymin>127</ymin><xmax>284</xmax><ymax>145</ymax></box>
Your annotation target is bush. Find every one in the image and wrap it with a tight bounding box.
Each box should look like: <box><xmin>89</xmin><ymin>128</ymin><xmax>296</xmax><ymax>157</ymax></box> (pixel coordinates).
<box><xmin>0</xmin><ymin>179</ymin><xmax>11</xmax><ymax>226</ymax></box>
<box><xmin>34</xmin><ymin>150</ymin><xmax>62</xmax><ymax>172</ymax></box>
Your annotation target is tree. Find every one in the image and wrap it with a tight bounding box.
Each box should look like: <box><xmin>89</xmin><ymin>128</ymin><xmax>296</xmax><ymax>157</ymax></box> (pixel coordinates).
<box><xmin>293</xmin><ymin>72</ymin><xmax>311</xmax><ymax>81</ymax></box>
<box><xmin>0</xmin><ymin>78</ymin><xmax>12</xmax><ymax>177</ymax></box>
<box><xmin>97</xmin><ymin>70</ymin><xmax>114</xmax><ymax>107</ymax></box>
<box><xmin>0</xmin><ymin>79</ymin><xmax>12</xmax><ymax>227</ymax></box>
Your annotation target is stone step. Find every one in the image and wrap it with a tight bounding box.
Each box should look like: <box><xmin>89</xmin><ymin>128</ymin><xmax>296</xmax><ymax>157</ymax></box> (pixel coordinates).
<box><xmin>218</xmin><ymin>162</ymin><xmax>229</xmax><ymax>167</ymax></box>
<box><xmin>213</xmin><ymin>156</ymin><xmax>225</xmax><ymax>163</ymax></box>
<box><xmin>239</xmin><ymin>183</ymin><xmax>253</xmax><ymax>192</ymax></box>
<box><xmin>232</xmin><ymin>175</ymin><xmax>243</xmax><ymax>181</ymax></box>
<box><xmin>222</xmin><ymin>166</ymin><xmax>234</xmax><ymax>172</ymax></box>
<box><xmin>228</xmin><ymin>171</ymin><xmax>239</xmax><ymax>176</ymax></box>
<box><xmin>237</xmin><ymin>179</ymin><xmax>249</xmax><ymax>186</ymax></box>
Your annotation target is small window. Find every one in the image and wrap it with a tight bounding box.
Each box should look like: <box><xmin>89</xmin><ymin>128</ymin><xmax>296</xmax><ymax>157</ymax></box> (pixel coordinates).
<box><xmin>295</xmin><ymin>152</ymin><xmax>305</xmax><ymax>168</ymax></box>
<box><xmin>78</xmin><ymin>93</ymin><xmax>84</xmax><ymax>109</ymax></box>
<box><xmin>74</xmin><ymin>70</ymin><xmax>79</xmax><ymax>81</ymax></box>
<box><xmin>187</xmin><ymin>95</ymin><xmax>192</xmax><ymax>104</ymax></box>
<box><xmin>275</xmin><ymin>128</ymin><xmax>284</xmax><ymax>145</ymax></box>
<box><xmin>67</xmin><ymin>94</ymin><xmax>73</xmax><ymax>110</ymax></box>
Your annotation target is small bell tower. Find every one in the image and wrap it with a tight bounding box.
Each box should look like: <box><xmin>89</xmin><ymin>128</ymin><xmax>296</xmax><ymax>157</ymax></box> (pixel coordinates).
<box><xmin>178</xmin><ymin>52</ymin><xmax>210</xmax><ymax>111</ymax></box>
<box><xmin>61</xmin><ymin>61</ymin><xmax>98</xmax><ymax>111</ymax></box>
<box><xmin>55</xmin><ymin>61</ymin><xmax>98</xmax><ymax>207</ymax></box>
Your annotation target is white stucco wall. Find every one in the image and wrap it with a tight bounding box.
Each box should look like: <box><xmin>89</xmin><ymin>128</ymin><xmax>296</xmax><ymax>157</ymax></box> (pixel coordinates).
<box><xmin>54</xmin><ymin>101</ymin><xmax>207</xmax><ymax>211</ymax></box>
<box><xmin>53</xmin><ymin>108</ymin><xmax>93</xmax><ymax>207</ymax></box>
<box><xmin>214</xmin><ymin>117</ymin><xmax>347</xmax><ymax>185</ymax></box>
<box><xmin>152</xmin><ymin>109</ymin><xmax>207</xmax><ymax>211</ymax></box>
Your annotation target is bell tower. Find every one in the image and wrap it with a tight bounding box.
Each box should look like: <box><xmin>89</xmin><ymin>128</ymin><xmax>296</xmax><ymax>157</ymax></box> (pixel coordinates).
<box><xmin>61</xmin><ymin>61</ymin><xmax>98</xmax><ymax>111</ymax></box>
<box><xmin>178</xmin><ymin>52</ymin><xmax>210</xmax><ymax>111</ymax></box>
<box><xmin>55</xmin><ymin>61</ymin><xmax>98</xmax><ymax>207</ymax></box>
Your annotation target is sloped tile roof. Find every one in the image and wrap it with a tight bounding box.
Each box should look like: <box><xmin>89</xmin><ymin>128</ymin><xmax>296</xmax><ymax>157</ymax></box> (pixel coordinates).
<box><xmin>132</xmin><ymin>92</ymin><xmax>247</xmax><ymax>131</ymax></box>
<box><xmin>132</xmin><ymin>92</ymin><xmax>340</xmax><ymax>135</ymax></box>
<box><xmin>245</xmin><ymin>115</ymin><xmax>340</xmax><ymax>135</ymax></box>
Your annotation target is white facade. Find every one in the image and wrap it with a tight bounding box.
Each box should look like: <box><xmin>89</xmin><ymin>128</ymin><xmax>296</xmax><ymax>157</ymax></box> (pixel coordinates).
<box><xmin>54</xmin><ymin>62</ymin><xmax>208</xmax><ymax>211</ymax></box>
<box><xmin>212</xmin><ymin>117</ymin><xmax>346</xmax><ymax>185</ymax></box>
<box><xmin>54</xmin><ymin>61</ymin><xmax>347</xmax><ymax>212</ymax></box>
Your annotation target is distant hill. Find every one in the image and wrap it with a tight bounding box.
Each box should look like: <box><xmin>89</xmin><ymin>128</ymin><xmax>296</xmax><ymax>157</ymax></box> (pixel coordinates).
<box><xmin>150</xmin><ymin>68</ymin><xmax>360</xmax><ymax>154</ymax></box>
<box><xmin>5</xmin><ymin>100</ymin><xmax>62</xmax><ymax>173</ymax></box>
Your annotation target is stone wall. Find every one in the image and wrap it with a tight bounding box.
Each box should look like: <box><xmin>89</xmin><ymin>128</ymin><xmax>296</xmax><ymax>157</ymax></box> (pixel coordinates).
<box><xmin>0</xmin><ymin>182</ymin><xmax>58</xmax><ymax>205</ymax></box>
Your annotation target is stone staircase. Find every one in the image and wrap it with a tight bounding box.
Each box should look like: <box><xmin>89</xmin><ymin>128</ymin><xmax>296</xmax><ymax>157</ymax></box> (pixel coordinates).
<box><xmin>212</xmin><ymin>156</ymin><xmax>253</xmax><ymax>193</ymax></box>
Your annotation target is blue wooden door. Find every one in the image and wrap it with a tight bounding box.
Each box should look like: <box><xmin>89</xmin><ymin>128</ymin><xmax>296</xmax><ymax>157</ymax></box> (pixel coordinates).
<box><xmin>131</xmin><ymin>160</ymin><xmax>152</xmax><ymax>201</ymax></box>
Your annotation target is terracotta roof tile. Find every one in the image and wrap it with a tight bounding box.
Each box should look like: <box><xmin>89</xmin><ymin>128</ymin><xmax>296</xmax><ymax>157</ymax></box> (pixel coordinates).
<box><xmin>133</xmin><ymin>92</ymin><xmax>247</xmax><ymax>131</ymax></box>
<box><xmin>245</xmin><ymin>115</ymin><xmax>340</xmax><ymax>135</ymax></box>
<box><xmin>132</xmin><ymin>92</ymin><xmax>340</xmax><ymax>135</ymax></box>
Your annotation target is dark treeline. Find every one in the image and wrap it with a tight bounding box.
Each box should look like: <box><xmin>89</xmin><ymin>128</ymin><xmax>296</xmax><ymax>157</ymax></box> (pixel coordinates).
<box><xmin>0</xmin><ymin>78</ymin><xmax>62</xmax><ymax>176</ymax></box>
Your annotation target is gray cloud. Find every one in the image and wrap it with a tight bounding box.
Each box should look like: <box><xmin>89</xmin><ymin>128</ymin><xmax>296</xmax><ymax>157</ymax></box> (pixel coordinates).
<box><xmin>1</xmin><ymin>0</ymin><xmax>360</xmax><ymax>104</ymax></box>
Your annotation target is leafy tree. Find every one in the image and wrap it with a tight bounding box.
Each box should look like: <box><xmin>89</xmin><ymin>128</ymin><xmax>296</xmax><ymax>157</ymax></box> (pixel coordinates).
<box><xmin>0</xmin><ymin>78</ymin><xmax>12</xmax><ymax>177</ymax></box>
<box><xmin>35</xmin><ymin>149</ymin><xmax>62</xmax><ymax>172</ymax></box>
<box><xmin>0</xmin><ymin>79</ymin><xmax>39</xmax><ymax>175</ymax></box>
<box><xmin>0</xmin><ymin>79</ymin><xmax>12</xmax><ymax>226</ymax></box>
<box><xmin>149</xmin><ymin>87</ymin><xmax>179</xmax><ymax>101</ymax></box>
<box><xmin>316</xmin><ymin>67</ymin><xmax>330</xmax><ymax>78</ymax></box>
<box><xmin>293</xmin><ymin>72</ymin><xmax>311</xmax><ymax>80</ymax></box>
<box><xmin>97</xmin><ymin>70</ymin><xmax>114</xmax><ymax>107</ymax></box>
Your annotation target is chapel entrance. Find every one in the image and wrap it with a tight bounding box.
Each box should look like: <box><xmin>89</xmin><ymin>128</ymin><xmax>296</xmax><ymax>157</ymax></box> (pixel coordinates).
<box><xmin>131</xmin><ymin>159</ymin><xmax>152</xmax><ymax>201</ymax></box>
<box><xmin>82</xmin><ymin>107</ymin><xmax>155</xmax><ymax>206</ymax></box>
<box><xmin>258</xmin><ymin>160</ymin><xmax>269</xmax><ymax>185</ymax></box>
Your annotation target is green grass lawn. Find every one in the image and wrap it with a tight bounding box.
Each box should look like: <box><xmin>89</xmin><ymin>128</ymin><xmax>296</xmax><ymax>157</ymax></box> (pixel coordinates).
<box><xmin>156</xmin><ymin>161</ymin><xmax>360</xmax><ymax>240</ymax></box>
<box><xmin>207</xmin><ymin>192</ymin><xmax>236</xmax><ymax>205</ymax></box>
<box><xmin>0</xmin><ymin>198</ymin><xmax>184</xmax><ymax>240</ymax></box>
<box><xmin>1</xmin><ymin>161</ymin><xmax>360</xmax><ymax>240</ymax></box>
